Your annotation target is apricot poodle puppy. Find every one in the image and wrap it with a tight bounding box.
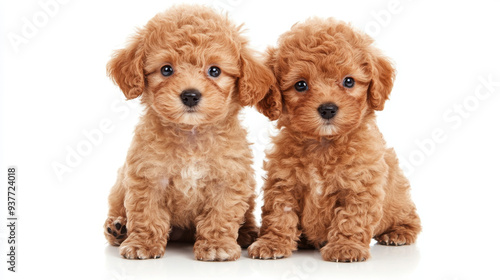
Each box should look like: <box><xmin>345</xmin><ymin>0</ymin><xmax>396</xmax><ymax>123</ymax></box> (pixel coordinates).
<box><xmin>249</xmin><ymin>18</ymin><xmax>421</xmax><ymax>262</ymax></box>
<box><xmin>103</xmin><ymin>5</ymin><xmax>275</xmax><ymax>261</ymax></box>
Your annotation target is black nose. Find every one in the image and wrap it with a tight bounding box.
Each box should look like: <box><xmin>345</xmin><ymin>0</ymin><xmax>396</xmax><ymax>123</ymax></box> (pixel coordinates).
<box><xmin>317</xmin><ymin>103</ymin><xmax>338</xmax><ymax>120</ymax></box>
<box><xmin>180</xmin><ymin>89</ymin><xmax>201</xmax><ymax>107</ymax></box>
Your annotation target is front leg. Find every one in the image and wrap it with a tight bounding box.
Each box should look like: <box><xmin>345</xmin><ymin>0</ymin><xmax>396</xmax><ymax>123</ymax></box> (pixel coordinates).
<box><xmin>248</xmin><ymin>178</ymin><xmax>301</xmax><ymax>260</ymax></box>
<box><xmin>119</xmin><ymin>173</ymin><xmax>171</xmax><ymax>259</ymax></box>
<box><xmin>193</xmin><ymin>182</ymin><xmax>254</xmax><ymax>261</ymax></box>
<box><xmin>320</xmin><ymin>186</ymin><xmax>384</xmax><ymax>262</ymax></box>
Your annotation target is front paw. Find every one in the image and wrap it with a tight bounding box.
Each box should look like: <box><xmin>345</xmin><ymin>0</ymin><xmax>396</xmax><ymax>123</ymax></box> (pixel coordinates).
<box><xmin>119</xmin><ymin>237</ymin><xmax>166</xmax><ymax>260</ymax></box>
<box><xmin>248</xmin><ymin>238</ymin><xmax>294</xmax><ymax>260</ymax></box>
<box><xmin>193</xmin><ymin>239</ymin><xmax>241</xmax><ymax>261</ymax></box>
<box><xmin>320</xmin><ymin>243</ymin><xmax>370</xmax><ymax>262</ymax></box>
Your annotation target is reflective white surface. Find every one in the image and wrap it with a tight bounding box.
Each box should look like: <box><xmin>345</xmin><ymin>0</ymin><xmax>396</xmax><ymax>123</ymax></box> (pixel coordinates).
<box><xmin>5</xmin><ymin>230</ymin><xmax>499</xmax><ymax>280</ymax></box>
<box><xmin>101</xmin><ymin>242</ymin><xmax>423</xmax><ymax>280</ymax></box>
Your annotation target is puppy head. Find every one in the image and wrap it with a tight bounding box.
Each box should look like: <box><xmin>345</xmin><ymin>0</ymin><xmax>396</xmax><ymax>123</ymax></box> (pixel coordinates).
<box><xmin>107</xmin><ymin>5</ymin><xmax>274</xmax><ymax>126</ymax></box>
<box><xmin>258</xmin><ymin>18</ymin><xmax>395</xmax><ymax>138</ymax></box>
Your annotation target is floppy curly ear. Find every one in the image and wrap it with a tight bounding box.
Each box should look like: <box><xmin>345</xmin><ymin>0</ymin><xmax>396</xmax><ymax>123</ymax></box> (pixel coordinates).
<box><xmin>107</xmin><ymin>31</ymin><xmax>146</xmax><ymax>99</ymax></box>
<box><xmin>256</xmin><ymin>47</ymin><xmax>282</xmax><ymax>121</ymax></box>
<box><xmin>238</xmin><ymin>47</ymin><xmax>276</xmax><ymax>108</ymax></box>
<box><xmin>367</xmin><ymin>50</ymin><xmax>395</xmax><ymax>111</ymax></box>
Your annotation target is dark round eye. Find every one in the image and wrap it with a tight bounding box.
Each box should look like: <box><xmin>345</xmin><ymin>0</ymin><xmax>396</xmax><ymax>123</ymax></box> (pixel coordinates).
<box><xmin>161</xmin><ymin>65</ymin><xmax>174</xmax><ymax>77</ymax></box>
<box><xmin>343</xmin><ymin>77</ymin><xmax>355</xmax><ymax>88</ymax></box>
<box><xmin>294</xmin><ymin>80</ymin><xmax>308</xmax><ymax>92</ymax></box>
<box><xmin>208</xmin><ymin>66</ymin><xmax>221</xmax><ymax>78</ymax></box>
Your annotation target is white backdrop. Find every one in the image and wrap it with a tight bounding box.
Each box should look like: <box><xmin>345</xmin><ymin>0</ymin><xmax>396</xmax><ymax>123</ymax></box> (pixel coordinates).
<box><xmin>1</xmin><ymin>0</ymin><xmax>499</xmax><ymax>279</ymax></box>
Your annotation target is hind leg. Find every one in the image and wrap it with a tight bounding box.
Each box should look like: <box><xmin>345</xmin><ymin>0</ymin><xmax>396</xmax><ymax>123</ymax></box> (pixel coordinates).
<box><xmin>376</xmin><ymin>151</ymin><xmax>422</xmax><ymax>246</ymax></box>
<box><xmin>375</xmin><ymin>209</ymin><xmax>421</xmax><ymax>246</ymax></box>
<box><xmin>104</xmin><ymin>168</ymin><xmax>128</xmax><ymax>246</ymax></box>
<box><xmin>105</xmin><ymin>216</ymin><xmax>128</xmax><ymax>246</ymax></box>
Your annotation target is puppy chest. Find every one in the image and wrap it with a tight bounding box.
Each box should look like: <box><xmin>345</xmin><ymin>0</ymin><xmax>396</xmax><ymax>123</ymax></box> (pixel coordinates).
<box><xmin>181</xmin><ymin>160</ymin><xmax>207</xmax><ymax>180</ymax></box>
<box><xmin>156</xmin><ymin>160</ymin><xmax>210</xmax><ymax>220</ymax></box>
<box><xmin>298</xmin><ymin>163</ymin><xmax>339</xmax><ymax>196</ymax></box>
<box><xmin>172</xmin><ymin>159</ymin><xmax>210</xmax><ymax>190</ymax></box>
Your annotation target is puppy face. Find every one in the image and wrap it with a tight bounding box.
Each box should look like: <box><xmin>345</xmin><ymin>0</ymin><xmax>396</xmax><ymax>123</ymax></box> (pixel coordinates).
<box><xmin>143</xmin><ymin>36</ymin><xmax>240</xmax><ymax>125</ymax></box>
<box><xmin>108</xmin><ymin>5</ymin><xmax>274</xmax><ymax>126</ymax></box>
<box><xmin>258</xmin><ymin>18</ymin><xmax>395</xmax><ymax>138</ymax></box>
